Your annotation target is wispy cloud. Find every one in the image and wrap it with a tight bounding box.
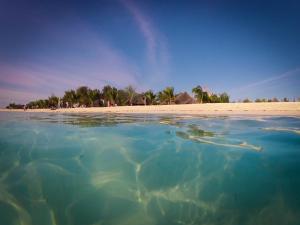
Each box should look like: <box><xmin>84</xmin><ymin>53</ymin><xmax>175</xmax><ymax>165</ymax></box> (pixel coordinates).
<box><xmin>0</xmin><ymin>1</ymin><xmax>171</xmax><ymax>107</ymax></box>
<box><xmin>0</xmin><ymin>26</ymin><xmax>141</xmax><ymax>106</ymax></box>
<box><xmin>231</xmin><ymin>68</ymin><xmax>300</xmax><ymax>96</ymax></box>
<box><xmin>0</xmin><ymin>87</ymin><xmax>48</xmax><ymax>107</ymax></box>
<box><xmin>0</xmin><ymin>63</ymin><xmax>81</xmax><ymax>91</ymax></box>
<box><xmin>121</xmin><ymin>0</ymin><xmax>170</xmax><ymax>84</ymax></box>
<box><xmin>0</xmin><ymin>62</ymin><xmax>88</xmax><ymax>106</ymax></box>
<box><xmin>121</xmin><ymin>0</ymin><xmax>156</xmax><ymax>63</ymax></box>
<box><xmin>240</xmin><ymin>68</ymin><xmax>300</xmax><ymax>90</ymax></box>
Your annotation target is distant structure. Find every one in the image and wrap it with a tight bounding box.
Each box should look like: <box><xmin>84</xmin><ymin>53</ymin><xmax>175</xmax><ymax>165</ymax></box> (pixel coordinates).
<box><xmin>175</xmin><ymin>92</ymin><xmax>195</xmax><ymax>104</ymax></box>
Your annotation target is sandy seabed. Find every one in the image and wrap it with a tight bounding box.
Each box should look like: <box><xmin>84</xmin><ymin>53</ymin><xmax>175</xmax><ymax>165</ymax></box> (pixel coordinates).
<box><xmin>1</xmin><ymin>102</ymin><xmax>300</xmax><ymax>116</ymax></box>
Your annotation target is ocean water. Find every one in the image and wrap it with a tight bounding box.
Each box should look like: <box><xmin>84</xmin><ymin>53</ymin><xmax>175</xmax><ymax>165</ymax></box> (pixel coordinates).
<box><xmin>0</xmin><ymin>112</ymin><xmax>300</xmax><ymax>225</ymax></box>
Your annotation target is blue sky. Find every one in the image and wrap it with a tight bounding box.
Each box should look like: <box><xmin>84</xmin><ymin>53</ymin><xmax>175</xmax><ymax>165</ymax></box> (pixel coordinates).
<box><xmin>0</xmin><ymin>0</ymin><xmax>300</xmax><ymax>106</ymax></box>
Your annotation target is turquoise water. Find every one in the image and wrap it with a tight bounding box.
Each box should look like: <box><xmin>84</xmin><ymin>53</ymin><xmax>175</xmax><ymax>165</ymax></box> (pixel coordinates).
<box><xmin>0</xmin><ymin>113</ymin><xmax>300</xmax><ymax>225</ymax></box>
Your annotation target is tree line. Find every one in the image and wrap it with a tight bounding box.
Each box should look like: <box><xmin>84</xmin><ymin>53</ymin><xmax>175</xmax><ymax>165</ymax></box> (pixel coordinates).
<box><xmin>241</xmin><ymin>97</ymin><xmax>299</xmax><ymax>103</ymax></box>
<box><xmin>6</xmin><ymin>85</ymin><xmax>230</xmax><ymax>109</ymax></box>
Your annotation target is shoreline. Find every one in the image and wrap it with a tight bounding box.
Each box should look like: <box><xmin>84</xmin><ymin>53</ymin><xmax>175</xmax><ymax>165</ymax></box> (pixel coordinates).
<box><xmin>1</xmin><ymin>102</ymin><xmax>300</xmax><ymax>116</ymax></box>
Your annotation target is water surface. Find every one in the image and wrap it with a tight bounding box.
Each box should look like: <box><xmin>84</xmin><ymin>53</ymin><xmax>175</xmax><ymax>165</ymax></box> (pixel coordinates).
<box><xmin>0</xmin><ymin>112</ymin><xmax>300</xmax><ymax>225</ymax></box>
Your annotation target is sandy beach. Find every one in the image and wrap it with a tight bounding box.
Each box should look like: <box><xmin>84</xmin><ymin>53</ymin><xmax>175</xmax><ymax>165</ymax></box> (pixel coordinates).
<box><xmin>1</xmin><ymin>102</ymin><xmax>300</xmax><ymax>116</ymax></box>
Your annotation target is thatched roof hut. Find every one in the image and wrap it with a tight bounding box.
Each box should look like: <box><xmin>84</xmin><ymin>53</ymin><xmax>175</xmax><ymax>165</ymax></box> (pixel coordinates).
<box><xmin>175</xmin><ymin>92</ymin><xmax>195</xmax><ymax>104</ymax></box>
<box><xmin>133</xmin><ymin>94</ymin><xmax>146</xmax><ymax>105</ymax></box>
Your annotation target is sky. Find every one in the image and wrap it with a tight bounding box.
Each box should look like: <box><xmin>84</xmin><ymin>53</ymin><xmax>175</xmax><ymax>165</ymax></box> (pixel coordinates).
<box><xmin>0</xmin><ymin>0</ymin><xmax>300</xmax><ymax>106</ymax></box>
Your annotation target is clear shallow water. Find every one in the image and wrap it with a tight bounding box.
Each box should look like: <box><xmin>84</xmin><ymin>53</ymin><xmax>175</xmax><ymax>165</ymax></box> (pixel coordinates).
<box><xmin>0</xmin><ymin>113</ymin><xmax>300</xmax><ymax>225</ymax></box>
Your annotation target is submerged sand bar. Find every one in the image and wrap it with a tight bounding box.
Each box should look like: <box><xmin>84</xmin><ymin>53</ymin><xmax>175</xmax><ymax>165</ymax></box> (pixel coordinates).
<box><xmin>1</xmin><ymin>102</ymin><xmax>300</xmax><ymax>116</ymax></box>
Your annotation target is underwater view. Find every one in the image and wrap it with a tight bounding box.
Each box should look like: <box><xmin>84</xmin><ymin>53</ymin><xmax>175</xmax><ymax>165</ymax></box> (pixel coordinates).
<box><xmin>0</xmin><ymin>112</ymin><xmax>300</xmax><ymax>225</ymax></box>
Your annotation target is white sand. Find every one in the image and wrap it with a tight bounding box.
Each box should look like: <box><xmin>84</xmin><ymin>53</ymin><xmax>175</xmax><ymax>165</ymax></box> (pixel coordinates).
<box><xmin>1</xmin><ymin>102</ymin><xmax>300</xmax><ymax>116</ymax></box>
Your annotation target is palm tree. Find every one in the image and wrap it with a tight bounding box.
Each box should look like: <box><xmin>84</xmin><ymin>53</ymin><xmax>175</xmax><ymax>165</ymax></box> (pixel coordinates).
<box><xmin>102</xmin><ymin>85</ymin><xmax>118</xmax><ymax>106</ymax></box>
<box><xmin>219</xmin><ymin>92</ymin><xmax>229</xmax><ymax>103</ymax></box>
<box><xmin>162</xmin><ymin>87</ymin><xmax>175</xmax><ymax>105</ymax></box>
<box><xmin>157</xmin><ymin>91</ymin><xmax>165</xmax><ymax>104</ymax></box>
<box><xmin>202</xmin><ymin>91</ymin><xmax>210</xmax><ymax>103</ymax></box>
<box><xmin>76</xmin><ymin>86</ymin><xmax>92</xmax><ymax>107</ymax></box>
<box><xmin>210</xmin><ymin>94</ymin><xmax>221</xmax><ymax>103</ymax></box>
<box><xmin>192</xmin><ymin>85</ymin><xmax>204</xmax><ymax>103</ymax></box>
<box><xmin>144</xmin><ymin>90</ymin><xmax>156</xmax><ymax>105</ymax></box>
<box><xmin>36</xmin><ymin>99</ymin><xmax>49</xmax><ymax>108</ymax></box>
<box><xmin>89</xmin><ymin>89</ymin><xmax>101</xmax><ymax>106</ymax></box>
<box><xmin>116</xmin><ymin>89</ymin><xmax>128</xmax><ymax>106</ymax></box>
<box><xmin>111</xmin><ymin>87</ymin><xmax>118</xmax><ymax>106</ymax></box>
<box><xmin>124</xmin><ymin>85</ymin><xmax>136</xmax><ymax>106</ymax></box>
<box><xmin>23</xmin><ymin>84</ymin><xmax>235</xmax><ymax>108</ymax></box>
<box><xmin>63</xmin><ymin>89</ymin><xmax>77</xmax><ymax>108</ymax></box>
<box><xmin>164</xmin><ymin>87</ymin><xmax>175</xmax><ymax>105</ymax></box>
<box><xmin>102</xmin><ymin>85</ymin><xmax>112</xmax><ymax>106</ymax></box>
<box><xmin>48</xmin><ymin>95</ymin><xmax>59</xmax><ymax>108</ymax></box>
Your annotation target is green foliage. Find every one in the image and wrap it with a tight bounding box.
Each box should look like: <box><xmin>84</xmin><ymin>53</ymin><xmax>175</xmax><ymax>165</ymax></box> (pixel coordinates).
<box><xmin>116</xmin><ymin>89</ymin><xmax>128</xmax><ymax>106</ymax></box>
<box><xmin>6</xmin><ymin>103</ymin><xmax>24</xmax><ymax>109</ymax></box>
<box><xmin>144</xmin><ymin>90</ymin><xmax>156</xmax><ymax>105</ymax></box>
<box><xmin>255</xmin><ymin>98</ymin><xmax>276</xmax><ymax>103</ymax></box>
<box><xmin>63</xmin><ymin>89</ymin><xmax>77</xmax><ymax>107</ymax></box>
<box><xmin>48</xmin><ymin>95</ymin><xmax>59</xmax><ymax>107</ymax></box>
<box><xmin>158</xmin><ymin>87</ymin><xmax>175</xmax><ymax>105</ymax></box>
<box><xmin>27</xmin><ymin>99</ymin><xmax>50</xmax><ymax>109</ymax></box>
<box><xmin>124</xmin><ymin>85</ymin><xmax>136</xmax><ymax>106</ymax></box>
<box><xmin>102</xmin><ymin>85</ymin><xmax>118</xmax><ymax>106</ymax></box>
<box><xmin>102</xmin><ymin>85</ymin><xmax>113</xmax><ymax>103</ymax></box>
<box><xmin>192</xmin><ymin>85</ymin><xmax>203</xmax><ymax>103</ymax></box>
<box><xmin>192</xmin><ymin>89</ymin><xmax>230</xmax><ymax>103</ymax></box>
<box><xmin>255</xmin><ymin>98</ymin><xmax>262</xmax><ymax>103</ymax></box>
<box><xmin>202</xmin><ymin>92</ymin><xmax>210</xmax><ymax>103</ymax></box>
<box><xmin>37</xmin><ymin>99</ymin><xmax>49</xmax><ymax>108</ymax></box>
<box><xmin>76</xmin><ymin>86</ymin><xmax>92</xmax><ymax>107</ymax></box>
<box><xmin>157</xmin><ymin>91</ymin><xmax>165</xmax><ymax>104</ymax></box>
<box><xmin>243</xmin><ymin>98</ymin><xmax>252</xmax><ymax>103</ymax></box>
<box><xmin>89</xmin><ymin>89</ymin><xmax>102</xmax><ymax>106</ymax></box>
<box><xmin>21</xmin><ymin>84</ymin><xmax>235</xmax><ymax>108</ymax></box>
<box><xmin>209</xmin><ymin>94</ymin><xmax>220</xmax><ymax>103</ymax></box>
<box><xmin>219</xmin><ymin>92</ymin><xmax>229</xmax><ymax>103</ymax></box>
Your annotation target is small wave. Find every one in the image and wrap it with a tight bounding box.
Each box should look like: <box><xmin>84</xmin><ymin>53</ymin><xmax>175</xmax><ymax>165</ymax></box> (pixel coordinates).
<box><xmin>262</xmin><ymin>127</ymin><xmax>300</xmax><ymax>135</ymax></box>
